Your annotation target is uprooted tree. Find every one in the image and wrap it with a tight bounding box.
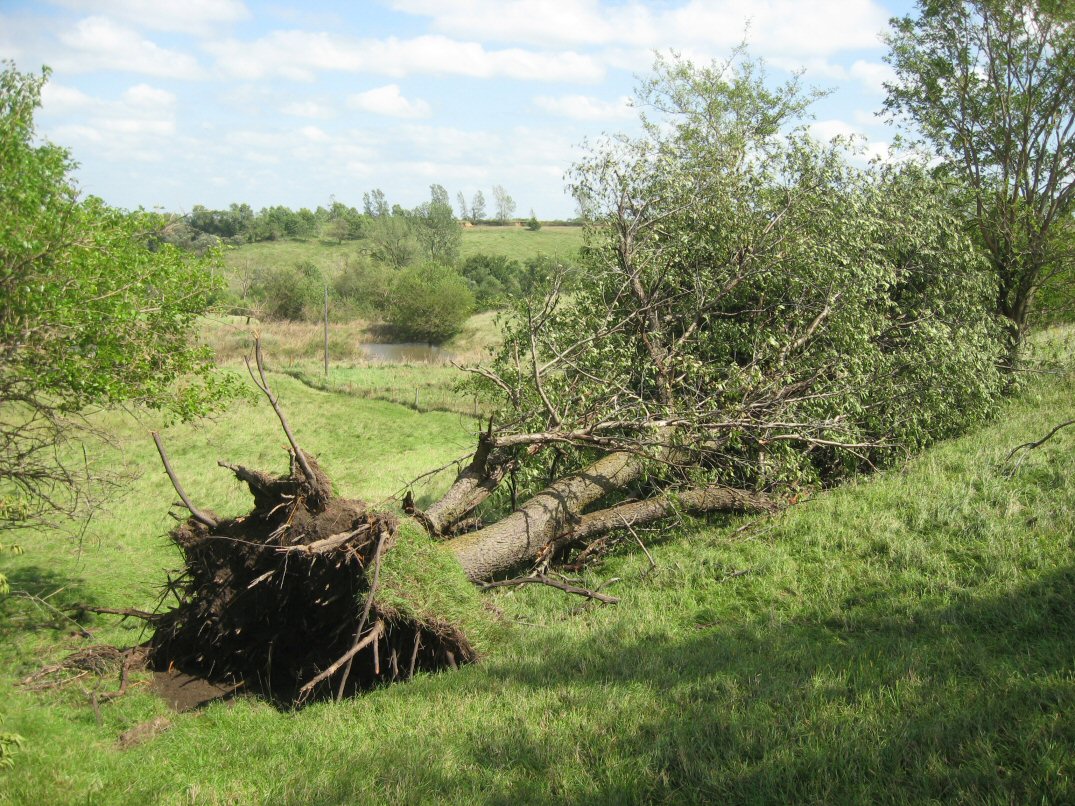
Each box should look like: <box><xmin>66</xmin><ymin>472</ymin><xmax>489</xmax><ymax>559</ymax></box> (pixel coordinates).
<box><xmin>142</xmin><ymin>54</ymin><xmax>1006</xmax><ymax>703</ymax></box>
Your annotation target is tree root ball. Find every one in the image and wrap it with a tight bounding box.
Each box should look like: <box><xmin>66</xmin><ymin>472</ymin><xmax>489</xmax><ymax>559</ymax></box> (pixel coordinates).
<box><xmin>148</xmin><ymin>455</ymin><xmax>490</xmax><ymax>704</ymax></box>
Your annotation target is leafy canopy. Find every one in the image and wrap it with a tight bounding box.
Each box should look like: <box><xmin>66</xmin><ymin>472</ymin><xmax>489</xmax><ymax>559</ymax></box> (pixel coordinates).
<box><xmin>884</xmin><ymin>0</ymin><xmax>1075</xmax><ymax>339</ymax></box>
<box><xmin>473</xmin><ymin>52</ymin><xmax>1004</xmax><ymax>499</ymax></box>
<box><xmin>386</xmin><ymin>262</ymin><xmax>474</xmax><ymax>344</ymax></box>
<box><xmin>0</xmin><ymin>62</ymin><xmax>237</xmax><ymax>538</ymax></box>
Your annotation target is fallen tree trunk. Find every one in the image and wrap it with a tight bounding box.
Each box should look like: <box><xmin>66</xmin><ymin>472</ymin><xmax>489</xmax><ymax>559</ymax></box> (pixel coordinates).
<box><xmin>560</xmin><ymin>483</ymin><xmax>778</xmax><ymax>545</ymax></box>
<box><xmin>445</xmin><ymin>450</ymin><xmax>642</xmax><ymax>580</ymax></box>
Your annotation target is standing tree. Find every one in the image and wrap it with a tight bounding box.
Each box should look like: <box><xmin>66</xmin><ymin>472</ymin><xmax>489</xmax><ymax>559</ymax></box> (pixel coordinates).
<box><xmin>138</xmin><ymin>54</ymin><xmax>1004</xmax><ymax>702</ymax></box>
<box><xmin>412</xmin><ymin>184</ymin><xmax>462</xmax><ymax>264</ymax></box>
<box><xmin>470</xmin><ymin>189</ymin><xmax>487</xmax><ymax>223</ymax></box>
<box><xmin>492</xmin><ymin>184</ymin><xmax>516</xmax><ymax>223</ymax></box>
<box><xmin>363</xmin><ymin>188</ymin><xmax>390</xmax><ymax>218</ymax></box>
<box><xmin>455</xmin><ymin>190</ymin><xmax>469</xmax><ymax>222</ymax></box>
<box><xmin>366</xmin><ymin>213</ymin><xmax>416</xmax><ymax>269</ymax></box>
<box><xmin>0</xmin><ymin>63</ymin><xmax>235</xmax><ymax>552</ymax></box>
<box><xmin>884</xmin><ymin>0</ymin><xmax>1075</xmax><ymax>346</ymax></box>
<box><xmin>429</xmin><ymin>183</ymin><xmax>451</xmax><ymax>208</ymax></box>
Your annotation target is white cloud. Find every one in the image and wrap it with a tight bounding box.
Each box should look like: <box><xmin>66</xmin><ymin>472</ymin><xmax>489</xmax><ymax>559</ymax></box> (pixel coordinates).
<box><xmin>299</xmin><ymin>125</ymin><xmax>330</xmax><ymax>142</ymax></box>
<box><xmin>348</xmin><ymin>84</ymin><xmax>432</xmax><ymax>119</ymax></box>
<box><xmin>810</xmin><ymin>118</ymin><xmax>861</xmax><ymax>142</ymax></box>
<box><xmin>41</xmin><ymin>82</ymin><xmax>96</xmax><ymax>113</ymax></box>
<box><xmin>534</xmin><ymin>93</ymin><xmax>633</xmax><ymax>121</ymax></box>
<box><xmin>49</xmin><ymin>0</ymin><xmax>250</xmax><ymax>35</ymax></box>
<box><xmin>808</xmin><ymin>119</ymin><xmax>893</xmax><ymax>164</ymax></box>
<box><xmin>56</xmin><ymin>16</ymin><xmax>206</xmax><ymax>78</ymax></box>
<box><xmin>122</xmin><ymin>83</ymin><xmax>176</xmax><ymax>108</ymax></box>
<box><xmin>40</xmin><ymin>80</ymin><xmax>178</xmax><ymax>163</ymax></box>
<box><xmin>850</xmin><ymin>59</ymin><xmax>897</xmax><ymax>93</ymax></box>
<box><xmin>206</xmin><ymin>31</ymin><xmax>604</xmax><ymax>82</ymax></box>
<box><xmin>390</xmin><ymin>0</ymin><xmax>890</xmax><ymax>60</ymax></box>
<box><xmin>281</xmin><ymin>101</ymin><xmax>334</xmax><ymax>118</ymax></box>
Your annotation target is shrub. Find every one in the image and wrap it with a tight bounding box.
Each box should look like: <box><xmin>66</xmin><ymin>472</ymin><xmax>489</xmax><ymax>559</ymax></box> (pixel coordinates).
<box><xmin>253</xmin><ymin>261</ymin><xmax>324</xmax><ymax>321</ymax></box>
<box><xmin>386</xmin><ymin>263</ymin><xmax>474</xmax><ymax>343</ymax></box>
<box><xmin>332</xmin><ymin>256</ymin><xmax>396</xmax><ymax>317</ymax></box>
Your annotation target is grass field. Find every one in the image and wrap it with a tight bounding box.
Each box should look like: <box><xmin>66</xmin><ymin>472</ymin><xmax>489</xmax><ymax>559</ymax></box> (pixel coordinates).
<box><xmin>221</xmin><ymin>224</ymin><xmax>584</xmax><ymax>278</ymax></box>
<box><xmin>2</xmin><ymin>334</ymin><xmax>1074</xmax><ymax>803</ymax></box>
<box><xmin>458</xmin><ymin>225</ymin><xmax>583</xmax><ymax>263</ymax></box>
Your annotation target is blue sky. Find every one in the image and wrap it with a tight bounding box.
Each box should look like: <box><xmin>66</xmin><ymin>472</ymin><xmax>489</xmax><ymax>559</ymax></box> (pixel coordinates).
<box><xmin>1</xmin><ymin>0</ymin><xmax>917</xmax><ymax>219</ymax></box>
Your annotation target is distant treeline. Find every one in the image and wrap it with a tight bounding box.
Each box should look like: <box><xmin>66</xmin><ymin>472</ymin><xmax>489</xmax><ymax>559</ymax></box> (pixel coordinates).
<box><xmin>170</xmin><ymin>184</ymin><xmax>576</xmax><ymax>251</ymax></box>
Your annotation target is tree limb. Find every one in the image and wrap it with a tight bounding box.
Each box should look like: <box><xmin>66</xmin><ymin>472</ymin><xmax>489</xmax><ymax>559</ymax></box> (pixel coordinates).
<box><xmin>298</xmin><ymin>620</ymin><xmax>385</xmax><ymax>697</ymax></box>
<box><xmin>151</xmin><ymin>432</ymin><xmax>217</xmax><ymax>529</ymax></box>
<box><xmin>245</xmin><ymin>335</ymin><xmax>320</xmax><ymax>494</ymax></box>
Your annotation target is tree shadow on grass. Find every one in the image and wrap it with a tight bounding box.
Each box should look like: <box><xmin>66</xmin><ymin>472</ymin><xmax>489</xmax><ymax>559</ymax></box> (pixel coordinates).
<box><xmin>0</xmin><ymin>563</ymin><xmax>93</xmax><ymax>637</ymax></box>
<box><xmin>0</xmin><ymin>562</ymin><xmax>155</xmax><ymax>668</ymax></box>
<box><xmin>293</xmin><ymin>566</ymin><xmax>1075</xmax><ymax>805</ymax></box>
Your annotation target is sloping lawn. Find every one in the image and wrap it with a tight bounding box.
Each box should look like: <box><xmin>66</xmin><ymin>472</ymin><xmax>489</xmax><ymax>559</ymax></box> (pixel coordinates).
<box><xmin>1</xmin><ymin>348</ymin><xmax>1073</xmax><ymax>804</ymax></box>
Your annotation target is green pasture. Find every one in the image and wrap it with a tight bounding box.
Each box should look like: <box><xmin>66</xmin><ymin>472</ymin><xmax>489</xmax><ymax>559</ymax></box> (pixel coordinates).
<box><xmin>221</xmin><ymin>224</ymin><xmax>583</xmax><ymax>277</ymax></box>
<box><xmin>1</xmin><ymin>336</ymin><xmax>1074</xmax><ymax>804</ymax></box>
<box><xmin>458</xmin><ymin>225</ymin><xmax>583</xmax><ymax>263</ymax></box>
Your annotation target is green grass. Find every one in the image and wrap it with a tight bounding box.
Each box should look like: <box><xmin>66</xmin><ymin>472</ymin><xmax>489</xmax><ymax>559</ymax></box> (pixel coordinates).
<box><xmin>2</xmin><ymin>337</ymin><xmax>1075</xmax><ymax>804</ymax></box>
<box><xmin>458</xmin><ymin>225</ymin><xmax>583</xmax><ymax>263</ymax></box>
<box><xmin>221</xmin><ymin>225</ymin><xmax>583</xmax><ymax>279</ymax></box>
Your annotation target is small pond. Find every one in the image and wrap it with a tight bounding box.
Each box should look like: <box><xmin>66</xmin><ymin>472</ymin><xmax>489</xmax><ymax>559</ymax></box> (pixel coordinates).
<box><xmin>359</xmin><ymin>342</ymin><xmax>454</xmax><ymax>363</ymax></box>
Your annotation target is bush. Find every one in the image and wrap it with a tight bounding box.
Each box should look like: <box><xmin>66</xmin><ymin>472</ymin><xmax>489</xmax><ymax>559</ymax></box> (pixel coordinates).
<box><xmin>332</xmin><ymin>256</ymin><xmax>395</xmax><ymax>317</ymax></box>
<box><xmin>253</xmin><ymin>261</ymin><xmax>324</xmax><ymax>321</ymax></box>
<box><xmin>386</xmin><ymin>263</ymin><xmax>474</xmax><ymax>343</ymax></box>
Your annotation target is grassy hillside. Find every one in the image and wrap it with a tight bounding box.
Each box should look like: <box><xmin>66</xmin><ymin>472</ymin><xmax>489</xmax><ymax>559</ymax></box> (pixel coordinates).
<box><xmin>458</xmin><ymin>224</ymin><xmax>583</xmax><ymax>262</ymax></box>
<box><xmin>221</xmin><ymin>224</ymin><xmax>583</xmax><ymax>277</ymax></box>
<box><xmin>1</xmin><ymin>335</ymin><xmax>1074</xmax><ymax>804</ymax></box>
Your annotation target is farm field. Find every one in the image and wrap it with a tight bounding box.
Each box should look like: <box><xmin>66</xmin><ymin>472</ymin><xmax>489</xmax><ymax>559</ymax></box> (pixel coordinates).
<box><xmin>221</xmin><ymin>224</ymin><xmax>584</xmax><ymax>278</ymax></box>
<box><xmin>2</xmin><ymin>331</ymin><xmax>1074</xmax><ymax>804</ymax></box>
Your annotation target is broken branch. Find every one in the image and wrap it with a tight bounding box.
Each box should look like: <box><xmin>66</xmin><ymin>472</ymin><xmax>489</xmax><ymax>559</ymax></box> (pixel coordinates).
<box><xmin>151</xmin><ymin>432</ymin><xmax>217</xmax><ymax>529</ymax></box>
<box><xmin>298</xmin><ymin>620</ymin><xmax>385</xmax><ymax>696</ymax></box>
<box><xmin>245</xmin><ymin>335</ymin><xmax>319</xmax><ymax>492</ymax></box>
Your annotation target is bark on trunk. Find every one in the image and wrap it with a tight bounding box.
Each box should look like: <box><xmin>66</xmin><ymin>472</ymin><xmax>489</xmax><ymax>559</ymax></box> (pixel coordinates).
<box><xmin>563</xmin><ymin>483</ymin><xmax>777</xmax><ymax>544</ymax></box>
<box><xmin>446</xmin><ymin>450</ymin><xmax>642</xmax><ymax>580</ymax></box>
<box><xmin>423</xmin><ymin>435</ymin><xmax>510</xmax><ymax>535</ymax></box>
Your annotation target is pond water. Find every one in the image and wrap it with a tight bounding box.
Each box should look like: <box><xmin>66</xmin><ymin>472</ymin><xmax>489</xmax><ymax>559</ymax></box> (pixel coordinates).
<box><xmin>359</xmin><ymin>342</ymin><xmax>454</xmax><ymax>363</ymax></box>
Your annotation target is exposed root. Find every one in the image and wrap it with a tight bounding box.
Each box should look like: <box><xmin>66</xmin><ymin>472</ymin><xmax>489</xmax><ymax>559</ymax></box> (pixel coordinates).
<box><xmin>147</xmin><ymin>453</ymin><xmax>477</xmax><ymax>705</ymax></box>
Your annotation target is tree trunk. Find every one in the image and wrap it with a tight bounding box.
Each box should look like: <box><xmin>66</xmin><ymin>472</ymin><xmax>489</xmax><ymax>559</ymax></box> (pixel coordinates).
<box><xmin>445</xmin><ymin>450</ymin><xmax>642</xmax><ymax>580</ymax></box>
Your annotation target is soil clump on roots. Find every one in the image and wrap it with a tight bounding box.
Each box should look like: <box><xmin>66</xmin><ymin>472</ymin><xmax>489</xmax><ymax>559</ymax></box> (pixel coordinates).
<box><xmin>148</xmin><ymin>452</ymin><xmax>478</xmax><ymax>705</ymax></box>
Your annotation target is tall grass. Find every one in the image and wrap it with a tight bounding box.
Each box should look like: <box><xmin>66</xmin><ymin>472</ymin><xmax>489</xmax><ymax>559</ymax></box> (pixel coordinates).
<box><xmin>1</xmin><ymin>334</ymin><xmax>1073</xmax><ymax>804</ymax></box>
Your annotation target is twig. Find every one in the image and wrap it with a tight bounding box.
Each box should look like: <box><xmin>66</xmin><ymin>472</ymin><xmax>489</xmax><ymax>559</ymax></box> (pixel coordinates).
<box><xmin>408</xmin><ymin>633</ymin><xmax>421</xmax><ymax>679</ymax></box>
<box><xmin>298</xmin><ymin>620</ymin><xmax>385</xmax><ymax>696</ymax></box>
<box><xmin>10</xmin><ymin>590</ymin><xmax>93</xmax><ymax>638</ymax></box>
<box><xmin>335</xmin><ymin>527</ymin><xmax>388</xmax><ymax>701</ymax></box>
<box><xmin>618</xmin><ymin>513</ymin><xmax>657</xmax><ymax>575</ymax></box>
<box><xmin>1005</xmin><ymin>419</ymin><xmax>1075</xmax><ymax>474</ymax></box>
<box><xmin>245</xmin><ymin>335</ymin><xmax>318</xmax><ymax>490</ymax></box>
<box><xmin>151</xmin><ymin>432</ymin><xmax>217</xmax><ymax>529</ymax></box>
<box><xmin>719</xmin><ymin>568</ymin><xmax>752</xmax><ymax>582</ymax></box>
<box><xmin>481</xmin><ymin>573</ymin><xmax>621</xmax><ymax>604</ymax></box>
<box><xmin>76</xmin><ymin>605</ymin><xmax>156</xmax><ymax>621</ymax></box>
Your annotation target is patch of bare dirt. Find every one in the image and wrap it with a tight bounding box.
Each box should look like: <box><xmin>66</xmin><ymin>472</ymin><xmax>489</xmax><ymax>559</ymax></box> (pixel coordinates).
<box><xmin>150</xmin><ymin>669</ymin><xmax>241</xmax><ymax>712</ymax></box>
